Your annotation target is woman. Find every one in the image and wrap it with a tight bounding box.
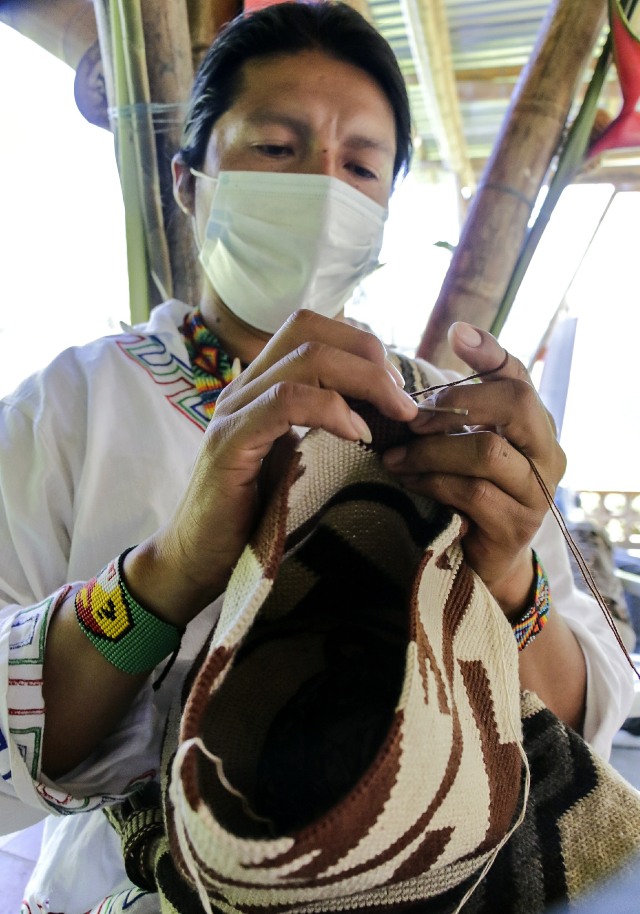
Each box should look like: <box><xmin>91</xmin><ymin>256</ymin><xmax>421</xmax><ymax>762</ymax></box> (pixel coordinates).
<box><xmin>0</xmin><ymin>3</ymin><xmax>633</xmax><ymax>911</ymax></box>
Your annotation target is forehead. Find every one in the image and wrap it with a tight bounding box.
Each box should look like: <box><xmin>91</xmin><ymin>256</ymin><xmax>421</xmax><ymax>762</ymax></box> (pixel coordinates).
<box><xmin>224</xmin><ymin>49</ymin><xmax>396</xmax><ymax>148</ymax></box>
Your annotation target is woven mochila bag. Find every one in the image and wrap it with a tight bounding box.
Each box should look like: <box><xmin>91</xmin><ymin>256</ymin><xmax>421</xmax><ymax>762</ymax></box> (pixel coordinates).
<box><xmin>107</xmin><ymin>373</ymin><xmax>640</xmax><ymax>913</ymax></box>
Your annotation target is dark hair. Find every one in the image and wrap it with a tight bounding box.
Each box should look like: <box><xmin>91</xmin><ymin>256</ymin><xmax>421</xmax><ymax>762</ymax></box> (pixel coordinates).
<box><xmin>179</xmin><ymin>1</ymin><xmax>412</xmax><ymax>182</ymax></box>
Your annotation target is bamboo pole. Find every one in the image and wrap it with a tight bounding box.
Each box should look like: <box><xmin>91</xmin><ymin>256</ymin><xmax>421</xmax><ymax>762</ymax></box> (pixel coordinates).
<box><xmin>416</xmin><ymin>0</ymin><xmax>608</xmax><ymax>369</ymax></box>
<box><xmin>92</xmin><ymin>0</ymin><xmax>200</xmax><ymax>318</ymax></box>
<box><xmin>119</xmin><ymin>0</ymin><xmax>176</xmax><ymax>310</ymax></box>
<box><xmin>107</xmin><ymin>1</ymin><xmax>154</xmax><ymax>322</ymax></box>
<box><xmin>92</xmin><ymin>0</ymin><xmax>114</xmax><ymax>110</ymax></box>
<box><xmin>93</xmin><ymin>0</ymin><xmax>236</xmax><ymax>317</ymax></box>
<box><xmin>139</xmin><ymin>0</ymin><xmax>199</xmax><ymax>308</ymax></box>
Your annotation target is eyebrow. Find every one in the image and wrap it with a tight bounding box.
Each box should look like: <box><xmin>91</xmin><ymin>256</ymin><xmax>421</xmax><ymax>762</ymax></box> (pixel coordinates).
<box><xmin>245</xmin><ymin>111</ymin><xmax>394</xmax><ymax>157</ymax></box>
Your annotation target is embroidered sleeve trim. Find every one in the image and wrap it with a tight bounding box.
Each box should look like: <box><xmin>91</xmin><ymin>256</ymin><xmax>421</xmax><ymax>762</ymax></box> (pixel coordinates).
<box><xmin>6</xmin><ymin>587</ymin><xmax>156</xmax><ymax>813</ymax></box>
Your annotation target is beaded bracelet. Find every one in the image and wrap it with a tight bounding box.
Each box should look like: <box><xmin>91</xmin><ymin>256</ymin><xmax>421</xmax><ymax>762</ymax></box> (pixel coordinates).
<box><xmin>511</xmin><ymin>551</ymin><xmax>551</xmax><ymax>652</ymax></box>
<box><xmin>75</xmin><ymin>550</ymin><xmax>183</xmax><ymax>675</ymax></box>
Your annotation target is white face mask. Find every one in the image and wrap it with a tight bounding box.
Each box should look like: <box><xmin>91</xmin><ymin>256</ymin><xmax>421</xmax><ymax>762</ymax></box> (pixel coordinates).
<box><xmin>194</xmin><ymin>170</ymin><xmax>388</xmax><ymax>334</ymax></box>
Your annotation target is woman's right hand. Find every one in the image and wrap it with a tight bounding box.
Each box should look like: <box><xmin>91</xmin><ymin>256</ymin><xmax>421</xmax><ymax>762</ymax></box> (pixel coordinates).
<box><xmin>124</xmin><ymin>310</ymin><xmax>417</xmax><ymax>626</ymax></box>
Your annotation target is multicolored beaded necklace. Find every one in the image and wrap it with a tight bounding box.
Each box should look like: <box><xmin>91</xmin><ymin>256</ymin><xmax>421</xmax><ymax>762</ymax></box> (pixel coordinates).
<box><xmin>180</xmin><ymin>308</ymin><xmax>241</xmax><ymax>420</ymax></box>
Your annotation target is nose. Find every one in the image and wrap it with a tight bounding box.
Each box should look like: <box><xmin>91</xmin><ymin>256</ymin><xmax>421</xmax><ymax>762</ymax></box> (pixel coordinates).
<box><xmin>305</xmin><ymin>147</ymin><xmax>339</xmax><ymax>179</ymax></box>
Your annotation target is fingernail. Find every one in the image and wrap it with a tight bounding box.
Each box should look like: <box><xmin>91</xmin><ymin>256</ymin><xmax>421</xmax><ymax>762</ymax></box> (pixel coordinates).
<box><xmin>453</xmin><ymin>322</ymin><xmax>482</xmax><ymax>348</ymax></box>
<box><xmin>414</xmin><ymin>396</ymin><xmax>437</xmax><ymax>427</ymax></box>
<box><xmin>350</xmin><ymin>410</ymin><xmax>372</xmax><ymax>444</ymax></box>
<box><xmin>385</xmin><ymin>358</ymin><xmax>406</xmax><ymax>387</ymax></box>
<box><xmin>383</xmin><ymin>446</ymin><xmax>406</xmax><ymax>469</ymax></box>
<box><xmin>399</xmin><ymin>388</ymin><xmax>419</xmax><ymax>412</ymax></box>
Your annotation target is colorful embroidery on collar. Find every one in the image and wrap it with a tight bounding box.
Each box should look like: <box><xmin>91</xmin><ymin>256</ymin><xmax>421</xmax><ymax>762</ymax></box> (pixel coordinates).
<box><xmin>179</xmin><ymin>309</ymin><xmax>237</xmax><ymax>420</ymax></box>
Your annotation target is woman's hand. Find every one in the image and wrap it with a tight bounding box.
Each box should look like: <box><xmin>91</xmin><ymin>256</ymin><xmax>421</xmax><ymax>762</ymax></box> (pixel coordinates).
<box><xmin>128</xmin><ymin>310</ymin><xmax>417</xmax><ymax>625</ymax></box>
<box><xmin>383</xmin><ymin>322</ymin><xmax>567</xmax><ymax>616</ymax></box>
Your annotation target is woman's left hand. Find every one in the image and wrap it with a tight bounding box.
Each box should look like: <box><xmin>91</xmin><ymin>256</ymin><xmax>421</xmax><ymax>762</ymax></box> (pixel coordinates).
<box><xmin>382</xmin><ymin>321</ymin><xmax>567</xmax><ymax>616</ymax></box>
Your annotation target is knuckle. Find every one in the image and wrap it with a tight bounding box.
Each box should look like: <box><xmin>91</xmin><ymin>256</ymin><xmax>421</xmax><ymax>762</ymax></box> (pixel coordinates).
<box><xmin>506</xmin><ymin>351</ymin><xmax>531</xmax><ymax>383</ymax></box>
<box><xmin>545</xmin><ymin>406</ymin><xmax>559</xmax><ymax>437</ymax></box>
<box><xmin>359</xmin><ymin>329</ymin><xmax>387</xmax><ymax>363</ymax></box>
<box><xmin>511</xmin><ymin>378</ymin><xmax>538</xmax><ymax>410</ymax></box>
<box><xmin>286</xmin><ymin>309</ymin><xmax>317</xmax><ymax>333</ymax></box>
<box><xmin>295</xmin><ymin>340</ymin><xmax>326</xmax><ymax>365</ymax></box>
<box><xmin>428</xmin><ymin>472</ymin><xmax>453</xmax><ymax>501</ymax></box>
<box><xmin>466</xmin><ymin>476</ymin><xmax>493</xmax><ymax>507</ymax></box>
<box><xmin>513</xmin><ymin>506</ymin><xmax>540</xmax><ymax>545</ymax></box>
<box><xmin>268</xmin><ymin>379</ymin><xmax>342</xmax><ymax>411</ymax></box>
<box><xmin>268</xmin><ymin>379</ymin><xmax>299</xmax><ymax>409</ymax></box>
<box><xmin>214</xmin><ymin>382</ymin><xmax>238</xmax><ymax>414</ymax></box>
<box><xmin>205</xmin><ymin>410</ymin><xmax>242</xmax><ymax>451</ymax></box>
<box><xmin>556</xmin><ymin>446</ymin><xmax>568</xmax><ymax>479</ymax></box>
<box><xmin>515</xmin><ymin>359</ymin><xmax>529</xmax><ymax>381</ymax></box>
<box><xmin>474</xmin><ymin>432</ymin><xmax>510</xmax><ymax>469</ymax></box>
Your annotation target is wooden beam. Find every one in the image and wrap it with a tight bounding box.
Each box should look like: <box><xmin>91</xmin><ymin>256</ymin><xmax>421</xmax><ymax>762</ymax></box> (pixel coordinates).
<box><xmin>577</xmin><ymin>148</ymin><xmax>640</xmax><ymax>189</ymax></box>
<box><xmin>343</xmin><ymin>0</ymin><xmax>375</xmax><ymax>25</ymax></box>
<box><xmin>0</xmin><ymin>0</ymin><xmax>96</xmax><ymax>69</ymax></box>
<box><xmin>187</xmin><ymin>0</ymin><xmax>240</xmax><ymax>72</ymax></box>
<box><xmin>138</xmin><ymin>0</ymin><xmax>199</xmax><ymax>308</ymax></box>
<box><xmin>0</xmin><ymin>0</ymin><xmax>109</xmax><ymax>127</ymax></box>
<box><xmin>417</xmin><ymin>0</ymin><xmax>608</xmax><ymax>368</ymax></box>
<box><xmin>455</xmin><ymin>65</ymin><xmax>523</xmax><ymax>82</ymax></box>
<box><xmin>399</xmin><ymin>0</ymin><xmax>476</xmax><ymax>194</ymax></box>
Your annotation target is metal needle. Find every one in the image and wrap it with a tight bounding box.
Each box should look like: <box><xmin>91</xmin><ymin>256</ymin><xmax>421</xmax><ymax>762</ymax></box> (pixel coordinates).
<box><xmin>415</xmin><ymin>404</ymin><xmax>469</xmax><ymax>416</ymax></box>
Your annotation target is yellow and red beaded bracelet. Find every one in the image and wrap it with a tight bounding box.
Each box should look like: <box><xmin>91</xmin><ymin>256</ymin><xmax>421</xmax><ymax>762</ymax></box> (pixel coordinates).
<box><xmin>511</xmin><ymin>551</ymin><xmax>550</xmax><ymax>652</ymax></box>
<box><xmin>75</xmin><ymin>550</ymin><xmax>183</xmax><ymax>675</ymax></box>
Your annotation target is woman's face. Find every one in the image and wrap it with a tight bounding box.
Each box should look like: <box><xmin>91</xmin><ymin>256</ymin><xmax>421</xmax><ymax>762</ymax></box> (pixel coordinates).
<box><xmin>184</xmin><ymin>48</ymin><xmax>398</xmax><ymax>235</ymax></box>
<box><xmin>172</xmin><ymin>48</ymin><xmax>398</xmax><ymax>356</ymax></box>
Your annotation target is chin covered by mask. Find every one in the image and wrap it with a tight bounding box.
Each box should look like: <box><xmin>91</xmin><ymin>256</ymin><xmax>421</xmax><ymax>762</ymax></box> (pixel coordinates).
<box><xmin>195</xmin><ymin>170</ymin><xmax>388</xmax><ymax>334</ymax></box>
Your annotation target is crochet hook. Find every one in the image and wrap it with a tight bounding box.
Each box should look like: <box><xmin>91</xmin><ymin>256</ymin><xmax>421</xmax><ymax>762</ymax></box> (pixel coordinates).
<box><xmin>412</xmin><ymin>400</ymin><xmax>469</xmax><ymax>416</ymax></box>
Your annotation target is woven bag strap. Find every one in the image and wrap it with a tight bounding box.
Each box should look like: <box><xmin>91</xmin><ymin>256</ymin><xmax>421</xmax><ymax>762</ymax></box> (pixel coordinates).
<box><xmin>103</xmin><ymin>786</ymin><xmax>207</xmax><ymax>912</ymax></box>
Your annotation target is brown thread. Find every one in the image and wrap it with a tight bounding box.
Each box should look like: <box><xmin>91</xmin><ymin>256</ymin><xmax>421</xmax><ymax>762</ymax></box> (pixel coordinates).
<box><xmin>409</xmin><ymin>351</ymin><xmax>510</xmax><ymax>401</ymax></box>
<box><xmin>409</xmin><ymin>351</ymin><xmax>640</xmax><ymax>682</ymax></box>
<box><xmin>523</xmin><ymin>457</ymin><xmax>637</xmax><ymax>678</ymax></box>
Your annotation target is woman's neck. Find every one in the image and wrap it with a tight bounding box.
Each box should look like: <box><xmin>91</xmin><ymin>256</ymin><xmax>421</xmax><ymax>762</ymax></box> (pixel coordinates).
<box><xmin>198</xmin><ymin>286</ymin><xmax>271</xmax><ymax>365</ymax></box>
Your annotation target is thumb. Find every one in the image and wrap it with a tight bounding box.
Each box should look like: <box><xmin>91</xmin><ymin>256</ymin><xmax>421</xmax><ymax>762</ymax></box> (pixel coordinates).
<box><xmin>448</xmin><ymin>321</ymin><xmax>527</xmax><ymax>382</ymax></box>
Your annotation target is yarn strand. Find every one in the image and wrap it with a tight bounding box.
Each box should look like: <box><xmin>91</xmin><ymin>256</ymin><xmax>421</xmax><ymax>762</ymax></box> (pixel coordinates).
<box><xmin>409</xmin><ymin>353</ymin><xmax>640</xmax><ymax>682</ymax></box>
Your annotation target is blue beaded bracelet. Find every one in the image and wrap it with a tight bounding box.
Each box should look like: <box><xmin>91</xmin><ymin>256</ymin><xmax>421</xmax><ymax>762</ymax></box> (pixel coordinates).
<box><xmin>511</xmin><ymin>551</ymin><xmax>550</xmax><ymax>652</ymax></box>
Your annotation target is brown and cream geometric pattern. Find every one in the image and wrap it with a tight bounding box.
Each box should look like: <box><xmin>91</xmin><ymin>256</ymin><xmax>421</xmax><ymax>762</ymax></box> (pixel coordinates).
<box><xmin>164</xmin><ymin>410</ymin><xmax>527</xmax><ymax>912</ymax></box>
<box><xmin>105</xmin><ymin>378</ymin><xmax>640</xmax><ymax>913</ymax></box>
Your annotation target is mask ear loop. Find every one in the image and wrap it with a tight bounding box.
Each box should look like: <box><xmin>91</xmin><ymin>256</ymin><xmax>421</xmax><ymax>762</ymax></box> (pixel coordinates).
<box><xmin>192</xmin><ymin>215</ymin><xmax>204</xmax><ymax>252</ymax></box>
<box><xmin>187</xmin><ymin>169</ymin><xmax>218</xmax><ymax>251</ymax></box>
<box><xmin>190</xmin><ymin>168</ymin><xmax>213</xmax><ymax>180</ymax></box>
<box><xmin>410</xmin><ymin>353</ymin><xmax>640</xmax><ymax>683</ymax></box>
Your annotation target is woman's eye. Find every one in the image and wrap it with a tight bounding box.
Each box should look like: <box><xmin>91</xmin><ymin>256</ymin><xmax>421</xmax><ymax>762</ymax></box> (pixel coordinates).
<box><xmin>347</xmin><ymin>162</ymin><xmax>377</xmax><ymax>180</ymax></box>
<box><xmin>254</xmin><ymin>144</ymin><xmax>293</xmax><ymax>157</ymax></box>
